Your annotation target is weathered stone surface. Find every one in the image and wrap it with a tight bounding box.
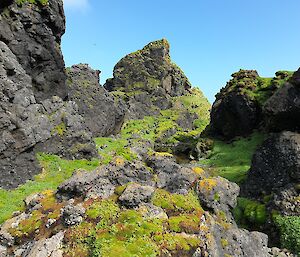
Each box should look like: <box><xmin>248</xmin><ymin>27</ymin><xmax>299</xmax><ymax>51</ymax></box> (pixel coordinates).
<box><xmin>0</xmin><ymin>30</ymin><xmax>96</xmax><ymax>189</ymax></box>
<box><xmin>66</xmin><ymin>64</ymin><xmax>125</xmax><ymax>136</ymax></box>
<box><xmin>146</xmin><ymin>154</ymin><xmax>200</xmax><ymax>194</ymax></box>
<box><xmin>105</xmin><ymin>39</ymin><xmax>192</xmax><ymax>119</ymax></box>
<box><xmin>14</xmin><ymin>231</ymin><xmax>64</xmax><ymax>257</ymax></box>
<box><xmin>118</xmin><ymin>183</ymin><xmax>155</xmax><ymax>208</ymax></box>
<box><xmin>57</xmin><ymin>160</ymin><xmax>155</xmax><ymax>200</ymax></box>
<box><xmin>197</xmin><ymin>176</ymin><xmax>239</xmax><ymax>219</ymax></box>
<box><xmin>242</xmin><ymin>131</ymin><xmax>300</xmax><ymax>198</ymax></box>
<box><xmin>62</xmin><ymin>204</ymin><xmax>85</xmax><ymax>227</ymax></box>
<box><xmin>263</xmin><ymin>74</ymin><xmax>300</xmax><ymax>132</ymax></box>
<box><xmin>0</xmin><ymin>0</ymin><xmax>67</xmax><ymax>102</ymax></box>
<box><xmin>210</xmin><ymin>70</ymin><xmax>260</xmax><ymax>139</ymax></box>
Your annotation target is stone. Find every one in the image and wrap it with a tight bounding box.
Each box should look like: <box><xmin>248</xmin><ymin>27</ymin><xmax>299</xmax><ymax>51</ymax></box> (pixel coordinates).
<box><xmin>263</xmin><ymin>79</ymin><xmax>300</xmax><ymax>132</ymax></box>
<box><xmin>146</xmin><ymin>154</ymin><xmax>199</xmax><ymax>193</ymax></box>
<box><xmin>66</xmin><ymin>64</ymin><xmax>125</xmax><ymax>137</ymax></box>
<box><xmin>0</xmin><ymin>0</ymin><xmax>67</xmax><ymax>102</ymax></box>
<box><xmin>118</xmin><ymin>183</ymin><xmax>155</xmax><ymax>208</ymax></box>
<box><xmin>57</xmin><ymin>160</ymin><xmax>155</xmax><ymax>200</ymax></box>
<box><xmin>242</xmin><ymin>131</ymin><xmax>300</xmax><ymax>198</ymax></box>
<box><xmin>138</xmin><ymin>203</ymin><xmax>168</xmax><ymax>220</ymax></box>
<box><xmin>62</xmin><ymin>204</ymin><xmax>85</xmax><ymax>227</ymax></box>
<box><xmin>209</xmin><ymin>70</ymin><xmax>260</xmax><ymax>139</ymax></box>
<box><xmin>104</xmin><ymin>39</ymin><xmax>192</xmax><ymax>119</ymax></box>
<box><xmin>197</xmin><ymin>177</ymin><xmax>240</xmax><ymax>219</ymax></box>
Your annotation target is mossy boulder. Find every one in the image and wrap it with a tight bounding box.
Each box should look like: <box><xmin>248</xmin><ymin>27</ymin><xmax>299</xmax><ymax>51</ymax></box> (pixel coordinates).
<box><xmin>209</xmin><ymin>69</ymin><xmax>294</xmax><ymax>139</ymax></box>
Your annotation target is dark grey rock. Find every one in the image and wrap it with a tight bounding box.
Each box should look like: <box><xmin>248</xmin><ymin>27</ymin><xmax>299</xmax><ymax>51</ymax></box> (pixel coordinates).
<box><xmin>263</xmin><ymin>81</ymin><xmax>300</xmax><ymax>132</ymax></box>
<box><xmin>146</xmin><ymin>154</ymin><xmax>199</xmax><ymax>193</ymax></box>
<box><xmin>66</xmin><ymin>64</ymin><xmax>125</xmax><ymax>137</ymax></box>
<box><xmin>197</xmin><ymin>176</ymin><xmax>240</xmax><ymax>220</ymax></box>
<box><xmin>118</xmin><ymin>183</ymin><xmax>155</xmax><ymax>208</ymax></box>
<box><xmin>242</xmin><ymin>131</ymin><xmax>300</xmax><ymax>198</ymax></box>
<box><xmin>0</xmin><ymin>0</ymin><xmax>67</xmax><ymax>102</ymax></box>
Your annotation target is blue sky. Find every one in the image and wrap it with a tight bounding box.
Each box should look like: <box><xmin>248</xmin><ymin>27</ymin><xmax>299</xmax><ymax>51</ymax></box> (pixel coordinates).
<box><xmin>62</xmin><ymin>0</ymin><xmax>300</xmax><ymax>103</ymax></box>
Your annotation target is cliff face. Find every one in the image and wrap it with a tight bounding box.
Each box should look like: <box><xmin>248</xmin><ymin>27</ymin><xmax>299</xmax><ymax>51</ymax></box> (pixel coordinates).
<box><xmin>0</xmin><ymin>0</ymin><xmax>67</xmax><ymax>102</ymax></box>
<box><xmin>0</xmin><ymin>0</ymin><xmax>97</xmax><ymax>189</ymax></box>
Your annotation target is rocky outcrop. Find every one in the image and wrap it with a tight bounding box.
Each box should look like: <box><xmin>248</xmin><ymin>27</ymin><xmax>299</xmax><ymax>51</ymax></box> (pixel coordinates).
<box><xmin>104</xmin><ymin>39</ymin><xmax>192</xmax><ymax>119</ymax></box>
<box><xmin>209</xmin><ymin>70</ymin><xmax>294</xmax><ymax>139</ymax></box>
<box><xmin>66</xmin><ymin>64</ymin><xmax>125</xmax><ymax>137</ymax></box>
<box><xmin>263</xmin><ymin>69</ymin><xmax>300</xmax><ymax>132</ymax></box>
<box><xmin>0</xmin><ymin>0</ymin><xmax>67</xmax><ymax>102</ymax></box>
<box><xmin>209</xmin><ymin>70</ymin><xmax>261</xmax><ymax>139</ymax></box>
<box><xmin>242</xmin><ymin>131</ymin><xmax>300</xmax><ymax>198</ymax></box>
<box><xmin>0</xmin><ymin>5</ymin><xmax>96</xmax><ymax>189</ymax></box>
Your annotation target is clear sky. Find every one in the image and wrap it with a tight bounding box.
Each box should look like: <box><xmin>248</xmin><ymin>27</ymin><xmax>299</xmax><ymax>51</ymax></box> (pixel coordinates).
<box><xmin>61</xmin><ymin>0</ymin><xmax>300</xmax><ymax>103</ymax></box>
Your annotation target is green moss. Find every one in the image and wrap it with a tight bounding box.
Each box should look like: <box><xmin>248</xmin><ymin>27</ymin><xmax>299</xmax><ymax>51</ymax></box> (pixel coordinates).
<box><xmin>233</xmin><ymin>197</ymin><xmax>267</xmax><ymax>227</ymax></box>
<box><xmin>16</xmin><ymin>0</ymin><xmax>48</xmax><ymax>6</ymax></box>
<box><xmin>199</xmin><ymin>132</ymin><xmax>266</xmax><ymax>183</ymax></box>
<box><xmin>168</xmin><ymin>214</ymin><xmax>200</xmax><ymax>233</ymax></box>
<box><xmin>86</xmin><ymin>199</ymin><xmax>120</xmax><ymax>226</ymax></box>
<box><xmin>51</xmin><ymin>122</ymin><xmax>66</xmax><ymax>137</ymax></box>
<box><xmin>273</xmin><ymin>215</ymin><xmax>300</xmax><ymax>255</ymax></box>
<box><xmin>151</xmin><ymin>189</ymin><xmax>203</xmax><ymax>214</ymax></box>
<box><xmin>94</xmin><ymin>137</ymin><xmax>137</xmax><ymax>164</ymax></box>
<box><xmin>0</xmin><ymin>154</ymin><xmax>99</xmax><ymax>224</ymax></box>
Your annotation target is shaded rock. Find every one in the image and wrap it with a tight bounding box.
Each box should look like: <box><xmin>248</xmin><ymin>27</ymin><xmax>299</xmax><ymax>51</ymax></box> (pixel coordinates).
<box><xmin>24</xmin><ymin>193</ymin><xmax>44</xmax><ymax>212</ymax></box>
<box><xmin>118</xmin><ymin>183</ymin><xmax>155</xmax><ymax>208</ymax></box>
<box><xmin>57</xmin><ymin>160</ymin><xmax>155</xmax><ymax>200</ymax></box>
<box><xmin>270</xmin><ymin>184</ymin><xmax>300</xmax><ymax>216</ymax></box>
<box><xmin>66</xmin><ymin>64</ymin><xmax>125</xmax><ymax>136</ymax></box>
<box><xmin>0</xmin><ymin>41</ymin><xmax>96</xmax><ymax>189</ymax></box>
<box><xmin>146</xmin><ymin>154</ymin><xmax>199</xmax><ymax>194</ymax></box>
<box><xmin>242</xmin><ymin>131</ymin><xmax>300</xmax><ymax>198</ymax></box>
<box><xmin>196</xmin><ymin>177</ymin><xmax>239</xmax><ymax>220</ymax></box>
<box><xmin>62</xmin><ymin>204</ymin><xmax>85</xmax><ymax>227</ymax></box>
<box><xmin>0</xmin><ymin>0</ymin><xmax>67</xmax><ymax>102</ymax></box>
<box><xmin>290</xmin><ymin>68</ymin><xmax>300</xmax><ymax>86</ymax></box>
<box><xmin>263</xmin><ymin>78</ymin><xmax>300</xmax><ymax>132</ymax></box>
<box><xmin>210</xmin><ymin>70</ymin><xmax>260</xmax><ymax>139</ymax></box>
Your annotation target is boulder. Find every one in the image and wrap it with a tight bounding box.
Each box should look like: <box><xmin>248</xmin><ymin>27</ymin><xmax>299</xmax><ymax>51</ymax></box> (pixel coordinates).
<box><xmin>196</xmin><ymin>176</ymin><xmax>240</xmax><ymax>219</ymax></box>
<box><xmin>118</xmin><ymin>183</ymin><xmax>155</xmax><ymax>208</ymax></box>
<box><xmin>242</xmin><ymin>131</ymin><xmax>300</xmax><ymax>198</ymax></box>
<box><xmin>62</xmin><ymin>204</ymin><xmax>85</xmax><ymax>227</ymax></box>
<box><xmin>263</xmin><ymin>70</ymin><xmax>300</xmax><ymax>132</ymax></box>
<box><xmin>0</xmin><ymin>0</ymin><xmax>67</xmax><ymax>102</ymax></box>
<box><xmin>57</xmin><ymin>160</ymin><xmax>155</xmax><ymax>200</ymax></box>
<box><xmin>146</xmin><ymin>154</ymin><xmax>200</xmax><ymax>194</ymax></box>
<box><xmin>209</xmin><ymin>70</ymin><xmax>260</xmax><ymax>139</ymax></box>
<box><xmin>66</xmin><ymin>64</ymin><xmax>125</xmax><ymax>137</ymax></box>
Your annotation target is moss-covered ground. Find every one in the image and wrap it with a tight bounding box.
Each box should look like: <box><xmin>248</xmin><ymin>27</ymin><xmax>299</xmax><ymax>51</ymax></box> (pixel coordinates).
<box><xmin>199</xmin><ymin>132</ymin><xmax>266</xmax><ymax>184</ymax></box>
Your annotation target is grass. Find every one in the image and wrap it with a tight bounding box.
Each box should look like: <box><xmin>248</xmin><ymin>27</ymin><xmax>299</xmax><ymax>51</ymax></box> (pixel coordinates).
<box><xmin>16</xmin><ymin>0</ymin><xmax>48</xmax><ymax>5</ymax></box>
<box><xmin>0</xmin><ymin>154</ymin><xmax>99</xmax><ymax>224</ymax></box>
<box><xmin>199</xmin><ymin>132</ymin><xmax>266</xmax><ymax>184</ymax></box>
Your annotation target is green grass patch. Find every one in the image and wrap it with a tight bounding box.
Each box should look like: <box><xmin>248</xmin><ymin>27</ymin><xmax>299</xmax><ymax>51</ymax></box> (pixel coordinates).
<box><xmin>274</xmin><ymin>215</ymin><xmax>300</xmax><ymax>255</ymax></box>
<box><xmin>0</xmin><ymin>154</ymin><xmax>99</xmax><ymax>224</ymax></box>
<box><xmin>199</xmin><ymin>133</ymin><xmax>266</xmax><ymax>183</ymax></box>
<box><xmin>94</xmin><ymin>137</ymin><xmax>137</xmax><ymax>164</ymax></box>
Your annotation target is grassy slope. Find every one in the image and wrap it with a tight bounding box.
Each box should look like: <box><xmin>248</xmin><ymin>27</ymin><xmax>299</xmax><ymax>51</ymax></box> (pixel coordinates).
<box><xmin>199</xmin><ymin>132</ymin><xmax>266</xmax><ymax>184</ymax></box>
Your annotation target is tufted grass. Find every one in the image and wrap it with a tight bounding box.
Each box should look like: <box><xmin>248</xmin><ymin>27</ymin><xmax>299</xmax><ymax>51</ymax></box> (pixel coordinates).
<box><xmin>199</xmin><ymin>132</ymin><xmax>266</xmax><ymax>184</ymax></box>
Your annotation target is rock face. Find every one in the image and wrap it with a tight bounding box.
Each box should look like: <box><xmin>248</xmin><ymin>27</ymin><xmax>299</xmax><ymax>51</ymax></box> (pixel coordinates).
<box><xmin>0</xmin><ymin>0</ymin><xmax>67</xmax><ymax>102</ymax></box>
<box><xmin>0</xmin><ymin>3</ymin><xmax>97</xmax><ymax>189</ymax></box>
<box><xmin>263</xmin><ymin>70</ymin><xmax>300</xmax><ymax>132</ymax></box>
<box><xmin>104</xmin><ymin>39</ymin><xmax>192</xmax><ymax>119</ymax></box>
<box><xmin>242</xmin><ymin>131</ymin><xmax>300</xmax><ymax>198</ymax></box>
<box><xmin>66</xmin><ymin>64</ymin><xmax>125</xmax><ymax>137</ymax></box>
<box><xmin>210</xmin><ymin>70</ymin><xmax>261</xmax><ymax>139</ymax></box>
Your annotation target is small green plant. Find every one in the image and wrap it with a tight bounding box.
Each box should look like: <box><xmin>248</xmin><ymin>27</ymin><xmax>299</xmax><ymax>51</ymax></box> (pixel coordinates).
<box><xmin>16</xmin><ymin>0</ymin><xmax>48</xmax><ymax>6</ymax></box>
